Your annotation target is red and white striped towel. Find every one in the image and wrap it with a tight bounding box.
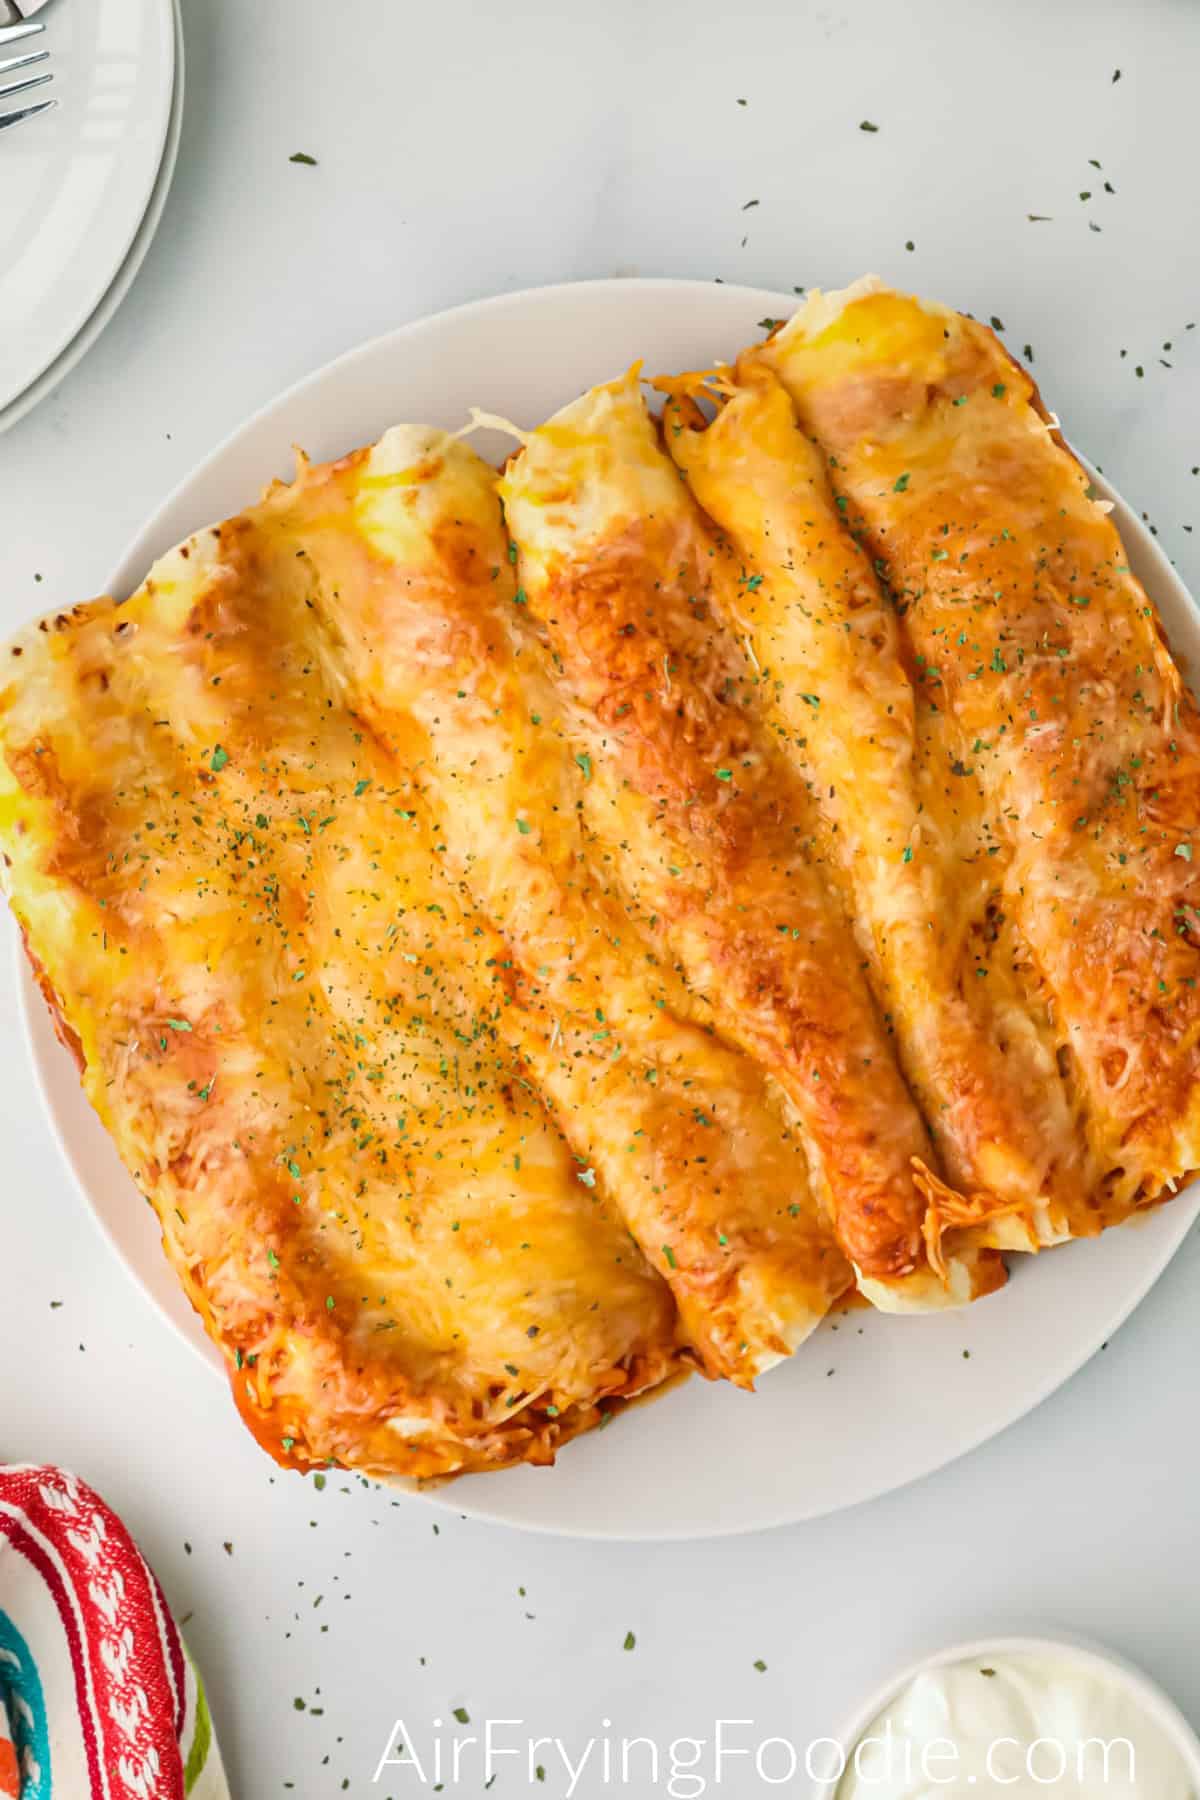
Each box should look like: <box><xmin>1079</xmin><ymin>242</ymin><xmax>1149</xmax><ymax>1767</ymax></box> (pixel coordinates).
<box><xmin>0</xmin><ymin>1464</ymin><xmax>228</xmax><ymax>1798</ymax></box>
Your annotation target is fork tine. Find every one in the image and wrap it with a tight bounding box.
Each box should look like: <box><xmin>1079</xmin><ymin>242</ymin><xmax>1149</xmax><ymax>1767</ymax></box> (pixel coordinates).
<box><xmin>0</xmin><ymin>20</ymin><xmax>44</xmax><ymax>46</ymax></box>
<box><xmin>0</xmin><ymin>68</ymin><xmax>51</xmax><ymax>101</ymax></box>
<box><xmin>0</xmin><ymin>95</ymin><xmax>56</xmax><ymax>130</ymax></box>
<box><xmin>0</xmin><ymin>47</ymin><xmax>49</xmax><ymax>76</ymax></box>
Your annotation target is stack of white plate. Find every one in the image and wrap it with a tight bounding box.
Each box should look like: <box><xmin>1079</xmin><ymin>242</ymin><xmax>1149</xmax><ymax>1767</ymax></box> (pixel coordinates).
<box><xmin>0</xmin><ymin>0</ymin><xmax>183</xmax><ymax>433</ymax></box>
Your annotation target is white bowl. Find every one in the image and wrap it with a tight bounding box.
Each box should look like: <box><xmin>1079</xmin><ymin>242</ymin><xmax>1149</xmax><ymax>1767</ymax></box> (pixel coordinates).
<box><xmin>813</xmin><ymin>1634</ymin><xmax>1200</xmax><ymax>1797</ymax></box>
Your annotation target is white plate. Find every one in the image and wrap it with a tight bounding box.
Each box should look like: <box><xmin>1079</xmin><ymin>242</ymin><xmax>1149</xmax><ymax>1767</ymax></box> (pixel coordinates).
<box><xmin>0</xmin><ymin>0</ymin><xmax>174</xmax><ymax>414</ymax></box>
<box><xmin>16</xmin><ymin>279</ymin><xmax>1200</xmax><ymax>1540</ymax></box>
<box><xmin>0</xmin><ymin>0</ymin><xmax>183</xmax><ymax>435</ymax></box>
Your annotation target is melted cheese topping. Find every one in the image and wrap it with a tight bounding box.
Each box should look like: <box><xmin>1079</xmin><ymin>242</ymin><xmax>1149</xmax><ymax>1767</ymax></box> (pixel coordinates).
<box><xmin>0</xmin><ymin>496</ymin><xmax>684</xmax><ymax>1481</ymax></box>
<box><xmin>762</xmin><ymin>280</ymin><xmax>1200</xmax><ymax>1240</ymax></box>
<box><xmin>498</xmin><ymin>371</ymin><xmax>1002</xmax><ymax>1307</ymax></box>
<box><xmin>661</xmin><ymin>365</ymin><xmax>1082</xmax><ymax>1255</ymax></box>
<box><xmin>8</xmin><ymin>282</ymin><xmax>1189</xmax><ymax>1477</ymax></box>
<box><xmin>279</xmin><ymin>427</ymin><xmax>853</xmax><ymax>1378</ymax></box>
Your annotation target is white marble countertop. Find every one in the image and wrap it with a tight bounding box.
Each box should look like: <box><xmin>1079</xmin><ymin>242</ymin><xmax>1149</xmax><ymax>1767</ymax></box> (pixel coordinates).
<box><xmin>4</xmin><ymin>1</ymin><xmax>1200</xmax><ymax>1793</ymax></box>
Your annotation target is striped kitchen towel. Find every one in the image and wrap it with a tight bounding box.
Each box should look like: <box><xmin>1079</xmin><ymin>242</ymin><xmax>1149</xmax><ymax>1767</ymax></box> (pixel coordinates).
<box><xmin>0</xmin><ymin>1464</ymin><xmax>228</xmax><ymax>1798</ymax></box>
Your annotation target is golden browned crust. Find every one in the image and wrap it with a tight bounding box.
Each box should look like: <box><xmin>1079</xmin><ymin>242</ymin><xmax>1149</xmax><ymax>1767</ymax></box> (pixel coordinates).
<box><xmin>760</xmin><ymin>280</ymin><xmax>1200</xmax><ymax>1246</ymax></box>
<box><xmin>0</xmin><ymin>489</ymin><xmax>688</xmax><ymax>1482</ymax></box>
<box><xmin>500</xmin><ymin>373</ymin><xmax>1003</xmax><ymax>1301</ymax></box>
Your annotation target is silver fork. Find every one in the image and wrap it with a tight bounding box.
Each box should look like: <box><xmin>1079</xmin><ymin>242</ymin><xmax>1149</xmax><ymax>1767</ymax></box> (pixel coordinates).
<box><xmin>0</xmin><ymin>14</ymin><xmax>55</xmax><ymax>132</ymax></box>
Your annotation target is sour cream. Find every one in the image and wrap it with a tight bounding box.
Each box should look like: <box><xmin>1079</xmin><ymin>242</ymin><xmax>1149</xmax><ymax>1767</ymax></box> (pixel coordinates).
<box><xmin>835</xmin><ymin>1653</ymin><xmax>1195</xmax><ymax>1799</ymax></box>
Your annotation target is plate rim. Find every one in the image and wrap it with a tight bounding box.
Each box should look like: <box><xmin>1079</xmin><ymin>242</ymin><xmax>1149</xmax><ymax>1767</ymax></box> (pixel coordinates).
<box><xmin>104</xmin><ymin>276</ymin><xmax>804</xmax><ymax>591</ymax></box>
<box><xmin>0</xmin><ymin>0</ymin><xmax>184</xmax><ymax>437</ymax></box>
<box><xmin>0</xmin><ymin>0</ymin><xmax>176</xmax><ymax>415</ymax></box>
<box><xmin>18</xmin><ymin>276</ymin><xmax>1200</xmax><ymax>1540</ymax></box>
